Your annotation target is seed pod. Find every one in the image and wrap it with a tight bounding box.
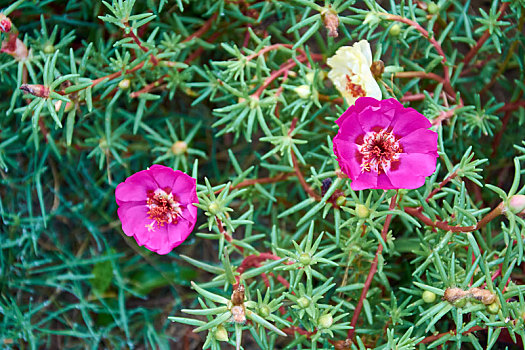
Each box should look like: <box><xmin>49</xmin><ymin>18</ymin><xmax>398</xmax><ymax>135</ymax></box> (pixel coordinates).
<box><xmin>231</xmin><ymin>285</ymin><xmax>245</xmax><ymax>306</ymax></box>
<box><xmin>370</xmin><ymin>60</ymin><xmax>384</xmax><ymax>79</ymax></box>
<box><xmin>487</xmin><ymin>302</ymin><xmax>500</xmax><ymax>315</ymax></box>
<box><xmin>214</xmin><ymin>325</ymin><xmax>228</xmax><ymax>341</ymax></box>
<box><xmin>318</xmin><ymin>314</ymin><xmax>333</xmax><ymax>328</ymax></box>
<box><xmin>296</xmin><ymin>296</ymin><xmax>310</xmax><ymax>309</ymax></box>
<box><xmin>469</xmin><ymin>287</ymin><xmax>497</xmax><ymax>305</ymax></box>
<box><xmin>355</xmin><ymin>204</ymin><xmax>370</xmax><ymax>219</ymax></box>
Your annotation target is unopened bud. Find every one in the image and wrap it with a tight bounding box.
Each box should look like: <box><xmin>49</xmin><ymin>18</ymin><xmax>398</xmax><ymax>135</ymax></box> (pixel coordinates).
<box><xmin>297</xmin><ymin>296</ymin><xmax>310</xmax><ymax>309</ymax></box>
<box><xmin>0</xmin><ymin>14</ymin><xmax>12</xmax><ymax>33</ymax></box>
<box><xmin>214</xmin><ymin>325</ymin><xmax>228</xmax><ymax>341</ymax></box>
<box><xmin>389</xmin><ymin>24</ymin><xmax>401</xmax><ymax>37</ymax></box>
<box><xmin>294</xmin><ymin>85</ymin><xmax>311</xmax><ymax>99</ymax></box>
<box><xmin>336</xmin><ymin>196</ymin><xmax>346</xmax><ymax>207</ymax></box>
<box><xmin>208</xmin><ymin>202</ymin><xmax>220</xmax><ymax>215</ymax></box>
<box><xmin>355</xmin><ymin>204</ymin><xmax>370</xmax><ymax>219</ymax></box>
<box><xmin>318</xmin><ymin>314</ymin><xmax>333</xmax><ymax>328</ymax></box>
<box><xmin>171</xmin><ymin>141</ymin><xmax>187</xmax><ymax>155</ymax></box>
<box><xmin>508</xmin><ymin>195</ymin><xmax>525</xmax><ymax>214</ymax></box>
<box><xmin>20</xmin><ymin>84</ymin><xmax>49</xmax><ymax>98</ymax></box>
<box><xmin>422</xmin><ymin>290</ymin><xmax>437</xmax><ymax>303</ymax></box>
<box><xmin>427</xmin><ymin>2</ymin><xmax>439</xmax><ymax>14</ymax></box>
<box><xmin>487</xmin><ymin>302</ymin><xmax>500</xmax><ymax>315</ymax></box>
<box><xmin>370</xmin><ymin>60</ymin><xmax>384</xmax><ymax>79</ymax></box>
<box><xmin>43</xmin><ymin>43</ymin><xmax>55</xmax><ymax>54</ymax></box>
<box><xmin>118</xmin><ymin>79</ymin><xmax>131</xmax><ymax>90</ymax></box>
<box><xmin>299</xmin><ymin>253</ymin><xmax>311</xmax><ymax>265</ymax></box>
<box><xmin>258</xmin><ymin>305</ymin><xmax>270</xmax><ymax>317</ymax></box>
<box><xmin>322</xmin><ymin>9</ymin><xmax>339</xmax><ymax>38</ymax></box>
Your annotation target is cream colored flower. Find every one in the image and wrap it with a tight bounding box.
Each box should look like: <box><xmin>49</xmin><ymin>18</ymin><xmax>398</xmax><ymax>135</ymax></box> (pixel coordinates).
<box><xmin>327</xmin><ymin>40</ymin><xmax>382</xmax><ymax>105</ymax></box>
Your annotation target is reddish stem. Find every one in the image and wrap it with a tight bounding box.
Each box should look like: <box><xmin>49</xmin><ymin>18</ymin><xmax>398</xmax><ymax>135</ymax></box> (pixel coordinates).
<box><xmin>462</xmin><ymin>2</ymin><xmax>509</xmax><ymax>66</ymax></box>
<box><xmin>426</xmin><ymin>170</ymin><xmax>457</xmax><ymax>202</ymax></box>
<box><xmin>127</xmin><ymin>28</ymin><xmax>159</xmax><ymax>66</ymax></box>
<box><xmin>348</xmin><ymin>195</ymin><xmax>397</xmax><ymax>339</ymax></box>
<box><xmin>215</xmin><ymin>217</ymin><xmax>244</xmax><ymax>254</ymax></box>
<box><xmin>418</xmin><ymin>326</ymin><xmax>485</xmax><ymax>345</ymax></box>
<box><xmin>214</xmin><ymin>172</ymin><xmax>294</xmax><ymax>195</ymax></box>
<box><xmin>182</xmin><ymin>13</ymin><xmax>218</xmax><ymax>43</ymax></box>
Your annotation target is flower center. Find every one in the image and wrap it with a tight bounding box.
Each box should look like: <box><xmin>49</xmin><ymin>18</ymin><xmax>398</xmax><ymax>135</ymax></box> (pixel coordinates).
<box><xmin>145</xmin><ymin>188</ymin><xmax>182</xmax><ymax>232</ymax></box>
<box><xmin>345</xmin><ymin>74</ymin><xmax>366</xmax><ymax>98</ymax></box>
<box><xmin>358</xmin><ymin>129</ymin><xmax>402</xmax><ymax>174</ymax></box>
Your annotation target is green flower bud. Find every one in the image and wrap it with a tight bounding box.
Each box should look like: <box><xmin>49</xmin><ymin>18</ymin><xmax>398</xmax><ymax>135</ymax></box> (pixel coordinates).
<box><xmin>258</xmin><ymin>305</ymin><xmax>270</xmax><ymax>317</ymax></box>
<box><xmin>43</xmin><ymin>43</ymin><xmax>55</xmax><ymax>54</ymax></box>
<box><xmin>422</xmin><ymin>290</ymin><xmax>437</xmax><ymax>303</ymax></box>
<box><xmin>214</xmin><ymin>325</ymin><xmax>228</xmax><ymax>342</ymax></box>
<box><xmin>389</xmin><ymin>24</ymin><xmax>401</xmax><ymax>37</ymax></box>
<box><xmin>118</xmin><ymin>79</ymin><xmax>131</xmax><ymax>90</ymax></box>
<box><xmin>294</xmin><ymin>85</ymin><xmax>311</xmax><ymax>99</ymax></box>
<box><xmin>336</xmin><ymin>196</ymin><xmax>346</xmax><ymax>207</ymax></box>
<box><xmin>171</xmin><ymin>140</ymin><xmax>188</xmax><ymax>155</ymax></box>
<box><xmin>208</xmin><ymin>202</ymin><xmax>220</xmax><ymax>215</ymax></box>
<box><xmin>297</xmin><ymin>296</ymin><xmax>310</xmax><ymax>309</ymax></box>
<box><xmin>487</xmin><ymin>302</ymin><xmax>500</xmax><ymax>315</ymax></box>
<box><xmin>318</xmin><ymin>314</ymin><xmax>333</xmax><ymax>328</ymax></box>
<box><xmin>299</xmin><ymin>253</ymin><xmax>312</xmax><ymax>265</ymax></box>
<box><xmin>427</xmin><ymin>2</ymin><xmax>439</xmax><ymax>14</ymax></box>
<box><xmin>355</xmin><ymin>204</ymin><xmax>370</xmax><ymax>219</ymax></box>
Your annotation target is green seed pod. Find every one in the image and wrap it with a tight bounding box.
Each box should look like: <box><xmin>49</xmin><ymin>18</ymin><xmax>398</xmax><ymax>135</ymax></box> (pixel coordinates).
<box><xmin>355</xmin><ymin>204</ymin><xmax>370</xmax><ymax>219</ymax></box>
<box><xmin>336</xmin><ymin>196</ymin><xmax>346</xmax><ymax>207</ymax></box>
<box><xmin>422</xmin><ymin>290</ymin><xmax>437</xmax><ymax>303</ymax></box>
<box><xmin>427</xmin><ymin>2</ymin><xmax>439</xmax><ymax>14</ymax></box>
<box><xmin>43</xmin><ymin>43</ymin><xmax>55</xmax><ymax>54</ymax></box>
<box><xmin>299</xmin><ymin>253</ymin><xmax>312</xmax><ymax>265</ymax></box>
<box><xmin>208</xmin><ymin>202</ymin><xmax>220</xmax><ymax>215</ymax></box>
<box><xmin>318</xmin><ymin>314</ymin><xmax>333</xmax><ymax>329</ymax></box>
<box><xmin>297</xmin><ymin>296</ymin><xmax>310</xmax><ymax>309</ymax></box>
<box><xmin>487</xmin><ymin>302</ymin><xmax>500</xmax><ymax>315</ymax></box>
<box><xmin>389</xmin><ymin>24</ymin><xmax>401</xmax><ymax>37</ymax></box>
<box><xmin>454</xmin><ymin>298</ymin><xmax>467</xmax><ymax>308</ymax></box>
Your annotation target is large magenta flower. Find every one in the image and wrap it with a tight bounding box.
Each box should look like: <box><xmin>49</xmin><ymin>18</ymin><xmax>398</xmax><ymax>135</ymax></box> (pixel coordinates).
<box><xmin>115</xmin><ymin>165</ymin><xmax>198</xmax><ymax>254</ymax></box>
<box><xmin>333</xmin><ymin>97</ymin><xmax>438</xmax><ymax>190</ymax></box>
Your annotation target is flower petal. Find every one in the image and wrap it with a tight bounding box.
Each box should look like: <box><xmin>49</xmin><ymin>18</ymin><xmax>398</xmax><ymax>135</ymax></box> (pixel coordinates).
<box><xmin>115</xmin><ymin>170</ymin><xmax>156</xmax><ymax>205</ymax></box>
<box><xmin>390</xmin><ymin>109</ymin><xmax>432</xmax><ymax>138</ymax></box>
<box><xmin>399</xmin><ymin>128</ymin><xmax>438</xmax><ymax>155</ymax></box>
<box><xmin>117</xmin><ymin>203</ymin><xmax>150</xmax><ymax>239</ymax></box>
<box><xmin>172</xmin><ymin>171</ymin><xmax>198</xmax><ymax>204</ymax></box>
<box><xmin>386</xmin><ymin>153</ymin><xmax>437</xmax><ymax>189</ymax></box>
<box><xmin>149</xmin><ymin>164</ymin><xmax>178</xmax><ymax>189</ymax></box>
<box><xmin>357</xmin><ymin>105</ymin><xmax>394</xmax><ymax>132</ymax></box>
<box><xmin>333</xmin><ymin>140</ymin><xmax>362</xmax><ymax>180</ymax></box>
<box><xmin>144</xmin><ymin>225</ymin><xmax>170</xmax><ymax>254</ymax></box>
<box><xmin>351</xmin><ymin>171</ymin><xmax>377</xmax><ymax>190</ymax></box>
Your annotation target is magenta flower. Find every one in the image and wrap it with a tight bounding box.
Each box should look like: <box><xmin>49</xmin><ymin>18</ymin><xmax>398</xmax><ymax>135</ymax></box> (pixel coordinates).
<box><xmin>333</xmin><ymin>97</ymin><xmax>438</xmax><ymax>190</ymax></box>
<box><xmin>115</xmin><ymin>165</ymin><xmax>198</xmax><ymax>254</ymax></box>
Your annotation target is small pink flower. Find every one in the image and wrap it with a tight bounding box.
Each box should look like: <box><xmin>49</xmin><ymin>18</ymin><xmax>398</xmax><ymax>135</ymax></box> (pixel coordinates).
<box><xmin>333</xmin><ymin>97</ymin><xmax>438</xmax><ymax>190</ymax></box>
<box><xmin>0</xmin><ymin>14</ymin><xmax>12</xmax><ymax>33</ymax></box>
<box><xmin>115</xmin><ymin>164</ymin><xmax>198</xmax><ymax>254</ymax></box>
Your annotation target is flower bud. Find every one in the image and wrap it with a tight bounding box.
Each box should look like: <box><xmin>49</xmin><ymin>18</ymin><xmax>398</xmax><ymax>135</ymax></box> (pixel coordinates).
<box><xmin>208</xmin><ymin>202</ymin><xmax>220</xmax><ymax>215</ymax></box>
<box><xmin>422</xmin><ymin>290</ymin><xmax>437</xmax><ymax>303</ymax></box>
<box><xmin>318</xmin><ymin>314</ymin><xmax>333</xmax><ymax>328</ymax></box>
<box><xmin>55</xmin><ymin>101</ymin><xmax>74</xmax><ymax>113</ymax></box>
<box><xmin>487</xmin><ymin>302</ymin><xmax>500</xmax><ymax>315</ymax></box>
<box><xmin>454</xmin><ymin>298</ymin><xmax>467</xmax><ymax>308</ymax></box>
<box><xmin>214</xmin><ymin>325</ymin><xmax>228</xmax><ymax>341</ymax></box>
<box><xmin>0</xmin><ymin>14</ymin><xmax>12</xmax><ymax>33</ymax></box>
<box><xmin>508</xmin><ymin>195</ymin><xmax>525</xmax><ymax>214</ymax></box>
<box><xmin>389</xmin><ymin>24</ymin><xmax>401</xmax><ymax>37</ymax></box>
<box><xmin>299</xmin><ymin>253</ymin><xmax>311</xmax><ymax>265</ymax></box>
<box><xmin>336</xmin><ymin>196</ymin><xmax>346</xmax><ymax>207</ymax></box>
<box><xmin>118</xmin><ymin>79</ymin><xmax>131</xmax><ymax>90</ymax></box>
<box><xmin>355</xmin><ymin>204</ymin><xmax>370</xmax><ymax>219</ymax></box>
<box><xmin>43</xmin><ymin>43</ymin><xmax>55</xmax><ymax>54</ymax></box>
<box><xmin>258</xmin><ymin>305</ymin><xmax>270</xmax><ymax>317</ymax></box>
<box><xmin>297</xmin><ymin>296</ymin><xmax>310</xmax><ymax>309</ymax></box>
<box><xmin>171</xmin><ymin>141</ymin><xmax>188</xmax><ymax>155</ymax></box>
<box><xmin>427</xmin><ymin>2</ymin><xmax>439</xmax><ymax>14</ymax></box>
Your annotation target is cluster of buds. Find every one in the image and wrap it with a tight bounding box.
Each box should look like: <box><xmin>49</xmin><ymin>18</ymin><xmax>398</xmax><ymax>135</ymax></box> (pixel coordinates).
<box><xmin>443</xmin><ymin>287</ymin><xmax>499</xmax><ymax>314</ymax></box>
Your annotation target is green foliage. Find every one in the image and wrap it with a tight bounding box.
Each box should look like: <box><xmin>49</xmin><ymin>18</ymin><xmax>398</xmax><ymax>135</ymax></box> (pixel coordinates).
<box><xmin>1</xmin><ymin>0</ymin><xmax>525</xmax><ymax>349</ymax></box>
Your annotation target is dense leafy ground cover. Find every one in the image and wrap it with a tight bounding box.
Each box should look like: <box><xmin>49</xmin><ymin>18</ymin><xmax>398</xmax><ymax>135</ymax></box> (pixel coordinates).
<box><xmin>1</xmin><ymin>0</ymin><xmax>525</xmax><ymax>349</ymax></box>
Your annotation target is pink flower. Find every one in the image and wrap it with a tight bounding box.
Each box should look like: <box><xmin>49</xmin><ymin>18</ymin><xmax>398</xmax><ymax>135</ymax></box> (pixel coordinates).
<box><xmin>333</xmin><ymin>97</ymin><xmax>438</xmax><ymax>190</ymax></box>
<box><xmin>115</xmin><ymin>165</ymin><xmax>198</xmax><ymax>254</ymax></box>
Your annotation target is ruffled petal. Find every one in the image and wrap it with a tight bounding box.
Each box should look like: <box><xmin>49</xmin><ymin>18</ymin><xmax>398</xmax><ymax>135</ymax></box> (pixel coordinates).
<box><xmin>149</xmin><ymin>164</ymin><xmax>178</xmax><ymax>189</ymax></box>
<box><xmin>115</xmin><ymin>170</ymin><xmax>157</xmax><ymax>205</ymax></box>
<box><xmin>357</xmin><ymin>105</ymin><xmax>394</xmax><ymax>132</ymax></box>
<box><xmin>333</xmin><ymin>139</ymin><xmax>362</xmax><ymax>180</ymax></box>
<box><xmin>117</xmin><ymin>203</ymin><xmax>151</xmax><ymax>239</ymax></box>
<box><xmin>143</xmin><ymin>225</ymin><xmax>170</xmax><ymax>254</ymax></box>
<box><xmin>351</xmin><ymin>171</ymin><xmax>377</xmax><ymax>190</ymax></box>
<box><xmin>399</xmin><ymin>128</ymin><xmax>438</xmax><ymax>155</ymax></box>
<box><xmin>172</xmin><ymin>171</ymin><xmax>198</xmax><ymax>205</ymax></box>
<box><xmin>386</xmin><ymin>153</ymin><xmax>437</xmax><ymax>189</ymax></box>
<box><xmin>390</xmin><ymin>109</ymin><xmax>432</xmax><ymax>138</ymax></box>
